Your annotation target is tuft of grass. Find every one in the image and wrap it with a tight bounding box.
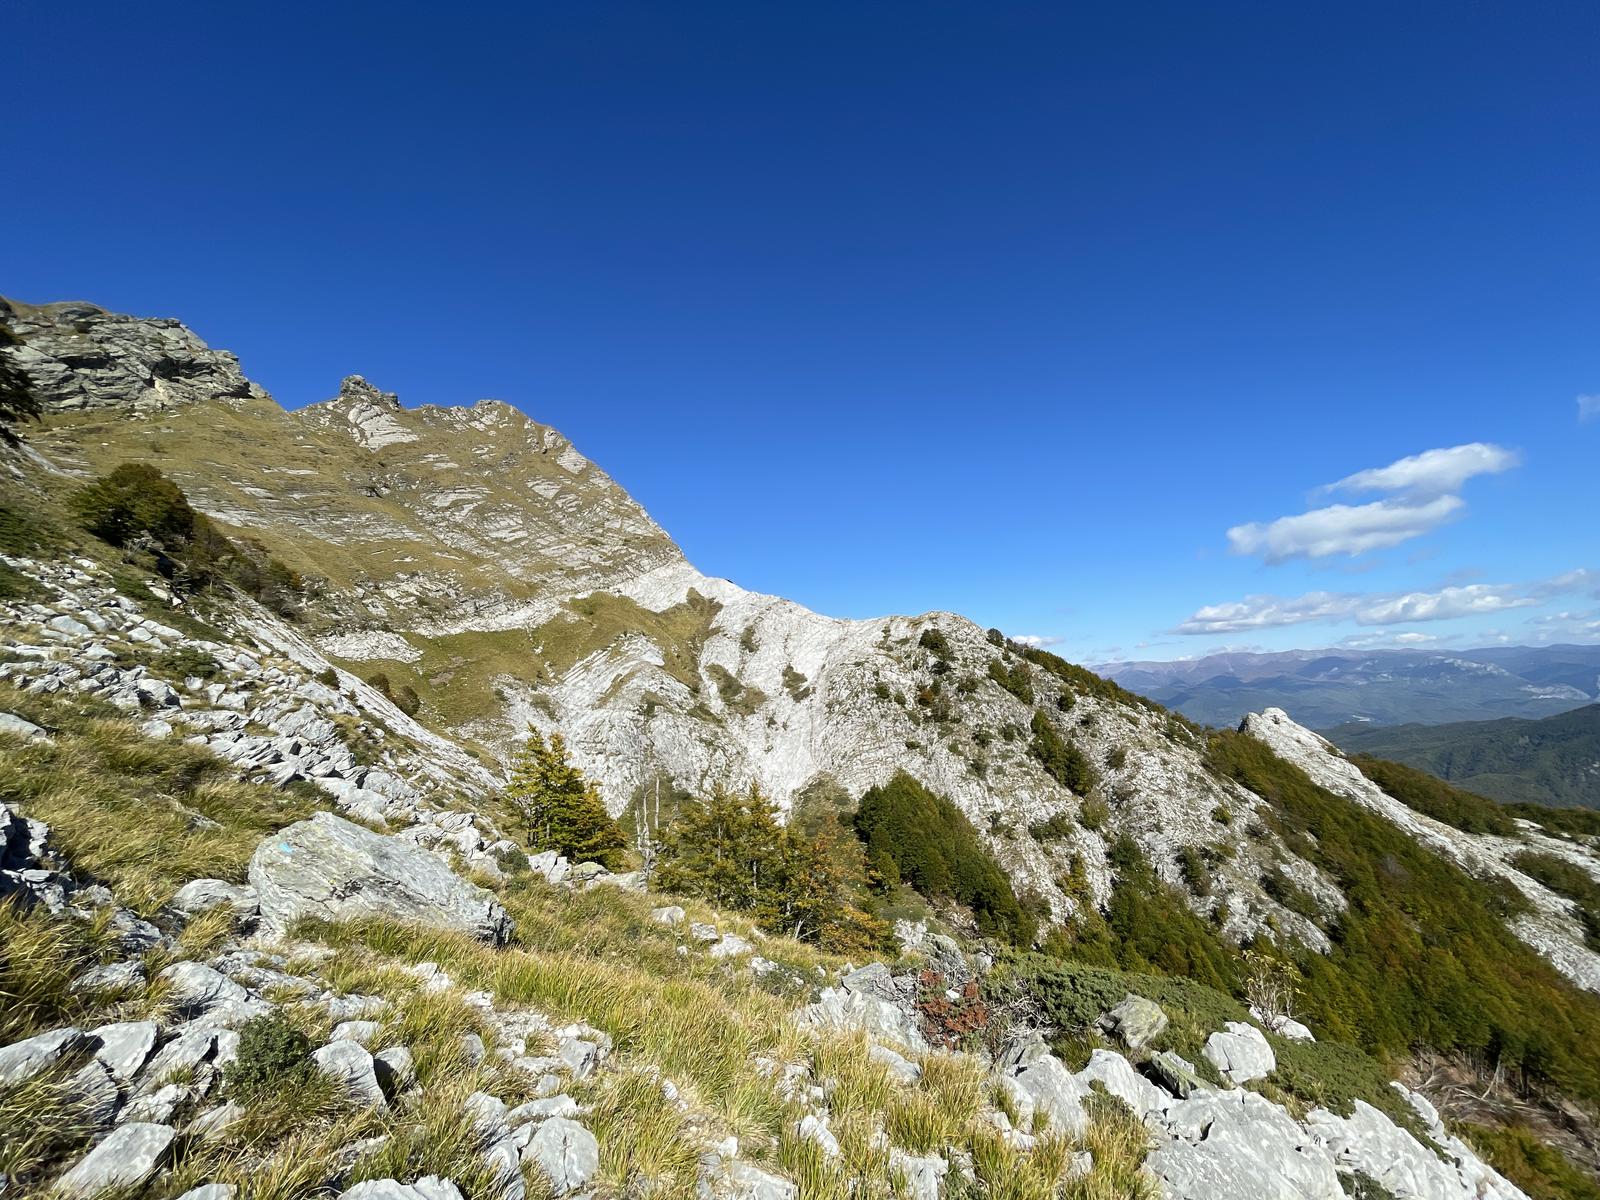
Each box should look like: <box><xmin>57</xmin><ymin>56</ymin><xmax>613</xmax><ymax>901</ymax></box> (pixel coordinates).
<box><xmin>0</xmin><ymin>685</ymin><xmax>318</xmax><ymax>914</ymax></box>
<box><xmin>0</xmin><ymin>899</ymin><xmax>122</xmax><ymax>1042</ymax></box>
<box><xmin>587</xmin><ymin>1068</ymin><xmax>703</xmax><ymax>1199</ymax></box>
<box><xmin>0</xmin><ymin>1059</ymin><xmax>103</xmax><ymax>1191</ymax></box>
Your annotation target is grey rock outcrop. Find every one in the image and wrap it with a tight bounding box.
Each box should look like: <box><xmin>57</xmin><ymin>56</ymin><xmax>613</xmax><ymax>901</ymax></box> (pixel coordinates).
<box><xmin>526</xmin><ymin>1116</ymin><xmax>599</xmax><ymax>1195</ymax></box>
<box><xmin>0</xmin><ymin>1026</ymin><xmax>86</xmax><ymax>1084</ymax></box>
<box><xmin>249</xmin><ymin>812</ymin><xmax>512</xmax><ymax>943</ymax></box>
<box><xmin>1202</xmin><ymin>1021</ymin><xmax>1275</xmax><ymax>1086</ymax></box>
<box><xmin>55</xmin><ymin>1121</ymin><xmax>177</xmax><ymax>1197</ymax></box>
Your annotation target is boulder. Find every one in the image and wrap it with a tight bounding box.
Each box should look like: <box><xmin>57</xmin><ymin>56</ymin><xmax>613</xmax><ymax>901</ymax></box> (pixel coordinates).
<box><xmin>1003</xmin><ymin>1053</ymin><xmax>1089</xmax><ymax>1136</ymax></box>
<box><xmin>56</xmin><ymin>1122</ymin><xmax>176</xmax><ymax>1197</ymax></box>
<box><xmin>0</xmin><ymin>712</ymin><xmax>49</xmax><ymax>741</ymax></box>
<box><xmin>0</xmin><ymin>1026</ymin><xmax>87</xmax><ymax>1085</ymax></box>
<box><xmin>249</xmin><ymin>813</ymin><xmax>512</xmax><ymax>944</ymax></box>
<box><xmin>1150</xmin><ymin>1090</ymin><xmax>1341</xmax><ymax>1200</ymax></box>
<box><xmin>373</xmin><ymin>1045</ymin><xmax>416</xmax><ymax>1097</ymax></box>
<box><xmin>526</xmin><ymin>1116</ymin><xmax>599</xmax><ymax>1195</ymax></box>
<box><xmin>889</xmin><ymin>1149</ymin><xmax>947</xmax><ymax>1200</ymax></box>
<box><xmin>1075</xmin><ymin>1048</ymin><xmax>1170</xmax><ymax>1119</ymax></box>
<box><xmin>157</xmin><ymin>962</ymin><xmax>269</xmax><ymax>1024</ymax></box>
<box><xmin>651</xmin><ymin>905</ymin><xmax>685</xmax><ymax>925</ymax></box>
<box><xmin>339</xmin><ymin>1180</ymin><xmax>464</xmax><ymax>1200</ymax></box>
<box><xmin>314</xmin><ymin>1039</ymin><xmax>387</xmax><ymax>1107</ymax></box>
<box><xmin>1101</xmin><ymin>993</ymin><xmax>1168</xmax><ymax>1049</ymax></box>
<box><xmin>93</xmin><ymin>1021</ymin><xmax>159</xmax><ymax>1082</ymax></box>
<box><xmin>1146</xmin><ymin>1051</ymin><xmax>1204</xmax><ymax>1100</ymax></box>
<box><xmin>722</xmin><ymin>1160</ymin><xmax>798</xmax><ymax>1200</ymax></box>
<box><xmin>1202</xmin><ymin>1022</ymin><xmax>1275</xmax><ymax>1086</ymax></box>
<box><xmin>71</xmin><ymin>960</ymin><xmax>146</xmax><ymax>994</ymax></box>
<box><xmin>175</xmin><ymin>1186</ymin><xmax>237</xmax><ymax>1200</ymax></box>
<box><xmin>171</xmin><ymin>879</ymin><xmax>259</xmax><ymax>918</ymax></box>
<box><xmin>710</xmin><ymin>933</ymin><xmax>755</xmax><ymax>959</ymax></box>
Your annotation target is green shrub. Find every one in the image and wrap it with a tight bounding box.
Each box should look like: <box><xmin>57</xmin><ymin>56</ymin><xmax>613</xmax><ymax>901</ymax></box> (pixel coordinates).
<box><xmin>987</xmin><ymin>659</ymin><xmax>1034</xmax><ymax>705</ymax></box>
<box><xmin>315</xmin><ymin>667</ymin><xmax>339</xmax><ymax>688</ymax></box>
<box><xmin>68</xmin><ymin>463</ymin><xmax>308</xmax><ymax>616</ymax></box>
<box><xmin>918</xmin><ymin>628</ymin><xmax>952</xmax><ymax>657</ymax></box>
<box><xmin>1078</xmin><ymin>796</ymin><xmax>1110</xmax><ymax>831</ymax></box>
<box><xmin>1461</xmin><ymin>1122</ymin><xmax>1600</xmax><ymax>1200</ymax></box>
<box><xmin>225</xmin><ymin>1011</ymin><xmax>314</xmax><ymax>1098</ymax></box>
<box><xmin>1030</xmin><ymin>710</ymin><xmax>1099</xmax><ymax>795</ymax></box>
<box><xmin>1106</xmin><ymin>746</ymin><xmax>1127</xmax><ymax>770</ymax></box>
<box><xmin>1029</xmin><ymin>813</ymin><xmax>1076</xmax><ymax>842</ymax></box>
<box><xmin>366</xmin><ymin>671</ymin><xmax>421</xmax><ymax>717</ymax></box>
<box><xmin>854</xmin><ymin>772</ymin><xmax>1035</xmax><ymax>945</ymax></box>
<box><xmin>1349</xmin><ymin>756</ymin><xmax>1517</xmax><ymax>836</ymax></box>
<box><xmin>1177</xmin><ymin>846</ymin><xmax>1213</xmax><ymax>896</ymax></box>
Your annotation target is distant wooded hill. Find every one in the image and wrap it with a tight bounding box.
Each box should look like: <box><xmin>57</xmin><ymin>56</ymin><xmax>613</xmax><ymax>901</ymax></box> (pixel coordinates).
<box><xmin>1327</xmin><ymin>703</ymin><xmax>1600</xmax><ymax>810</ymax></box>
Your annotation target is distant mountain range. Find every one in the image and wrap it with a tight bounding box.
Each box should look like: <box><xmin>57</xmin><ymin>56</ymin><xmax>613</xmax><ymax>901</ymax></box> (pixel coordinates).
<box><xmin>1326</xmin><ymin>704</ymin><xmax>1600</xmax><ymax>810</ymax></box>
<box><xmin>1098</xmin><ymin>644</ymin><xmax>1600</xmax><ymax>730</ymax></box>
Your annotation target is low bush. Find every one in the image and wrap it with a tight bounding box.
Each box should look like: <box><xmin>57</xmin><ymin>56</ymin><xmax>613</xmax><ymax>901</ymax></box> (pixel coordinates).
<box><xmin>225</xmin><ymin>1010</ymin><xmax>315</xmax><ymax>1099</ymax></box>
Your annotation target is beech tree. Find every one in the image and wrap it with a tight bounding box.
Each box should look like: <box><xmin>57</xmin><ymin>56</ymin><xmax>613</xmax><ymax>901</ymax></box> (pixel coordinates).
<box><xmin>502</xmin><ymin>727</ymin><xmax>626</xmax><ymax>868</ymax></box>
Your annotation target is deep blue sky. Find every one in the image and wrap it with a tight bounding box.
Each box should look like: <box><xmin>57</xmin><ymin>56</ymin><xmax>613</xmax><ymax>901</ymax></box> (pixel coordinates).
<box><xmin>5</xmin><ymin>2</ymin><xmax>1597</xmax><ymax>661</ymax></box>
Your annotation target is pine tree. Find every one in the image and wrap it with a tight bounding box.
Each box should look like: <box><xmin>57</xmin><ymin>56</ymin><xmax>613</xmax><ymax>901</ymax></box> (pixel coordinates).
<box><xmin>502</xmin><ymin>727</ymin><xmax>627</xmax><ymax>868</ymax></box>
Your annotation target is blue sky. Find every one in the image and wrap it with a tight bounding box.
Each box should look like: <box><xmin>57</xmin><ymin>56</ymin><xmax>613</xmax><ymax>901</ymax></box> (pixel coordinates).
<box><xmin>4</xmin><ymin>1</ymin><xmax>1596</xmax><ymax>662</ymax></box>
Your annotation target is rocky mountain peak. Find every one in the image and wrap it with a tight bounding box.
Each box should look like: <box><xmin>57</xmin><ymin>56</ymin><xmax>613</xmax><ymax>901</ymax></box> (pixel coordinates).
<box><xmin>334</xmin><ymin>374</ymin><xmax>402</xmax><ymax>410</ymax></box>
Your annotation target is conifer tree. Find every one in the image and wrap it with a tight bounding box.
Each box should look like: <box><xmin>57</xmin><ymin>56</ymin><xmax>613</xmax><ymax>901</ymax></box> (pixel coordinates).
<box><xmin>502</xmin><ymin>727</ymin><xmax>627</xmax><ymax>868</ymax></box>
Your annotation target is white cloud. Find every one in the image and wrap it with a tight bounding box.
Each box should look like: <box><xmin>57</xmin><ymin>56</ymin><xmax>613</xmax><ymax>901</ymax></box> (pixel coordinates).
<box><xmin>1174</xmin><ymin>569</ymin><xmax>1594</xmax><ymax>635</ymax></box>
<box><xmin>1337</xmin><ymin>630</ymin><xmax>1441</xmax><ymax>650</ymax></box>
<box><xmin>1228</xmin><ymin>442</ymin><xmax>1520</xmax><ymax>564</ymax></box>
<box><xmin>1012</xmin><ymin>634</ymin><xmax>1063</xmax><ymax>648</ymax></box>
<box><xmin>1323</xmin><ymin>442</ymin><xmax>1521</xmax><ymax>497</ymax></box>
<box><xmin>1226</xmin><ymin>496</ymin><xmax>1462</xmax><ymax>563</ymax></box>
<box><xmin>1579</xmin><ymin>394</ymin><xmax>1600</xmax><ymax>423</ymax></box>
<box><xmin>1357</xmin><ymin>584</ymin><xmax>1538</xmax><ymax>625</ymax></box>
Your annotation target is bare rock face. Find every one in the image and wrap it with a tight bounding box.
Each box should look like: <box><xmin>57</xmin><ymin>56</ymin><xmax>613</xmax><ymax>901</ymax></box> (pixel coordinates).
<box><xmin>249</xmin><ymin>813</ymin><xmax>512</xmax><ymax>944</ymax></box>
<box><xmin>1</xmin><ymin>298</ymin><xmax>262</xmax><ymax>412</ymax></box>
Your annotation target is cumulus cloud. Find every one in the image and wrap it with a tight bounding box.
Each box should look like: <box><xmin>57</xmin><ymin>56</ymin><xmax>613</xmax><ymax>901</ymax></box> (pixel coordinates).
<box><xmin>1358</xmin><ymin>584</ymin><xmax>1539</xmax><ymax>625</ymax></box>
<box><xmin>1228</xmin><ymin>442</ymin><xmax>1520</xmax><ymax>563</ymax></box>
<box><xmin>1579</xmin><ymin>394</ymin><xmax>1600</xmax><ymax>423</ymax></box>
<box><xmin>1173</xmin><ymin>569</ymin><xmax>1594</xmax><ymax>635</ymax></box>
<box><xmin>1226</xmin><ymin>495</ymin><xmax>1463</xmax><ymax>563</ymax></box>
<box><xmin>1322</xmin><ymin>442</ymin><xmax>1521</xmax><ymax>498</ymax></box>
<box><xmin>1011</xmin><ymin>634</ymin><xmax>1063</xmax><ymax>648</ymax></box>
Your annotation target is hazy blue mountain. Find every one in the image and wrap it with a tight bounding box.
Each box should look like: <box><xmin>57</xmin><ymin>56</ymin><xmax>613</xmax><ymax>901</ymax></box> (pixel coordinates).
<box><xmin>1099</xmin><ymin>645</ymin><xmax>1600</xmax><ymax>730</ymax></box>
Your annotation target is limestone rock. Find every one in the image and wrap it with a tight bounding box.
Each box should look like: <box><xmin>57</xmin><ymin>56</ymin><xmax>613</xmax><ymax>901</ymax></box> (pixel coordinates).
<box><xmin>1150</xmin><ymin>1090</ymin><xmax>1341</xmax><ymax>1200</ymax></box>
<box><xmin>314</xmin><ymin>1039</ymin><xmax>387</xmax><ymax>1107</ymax></box>
<box><xmin>56</xmin><ymin>1121</ymin><xmax>177</xmax><ymax>1197</ymax></box>
<box><xmin>1003</xmin><ymin>1053</ymin><xmax>1089</xmax><ymax>1136</ymax></box>
<box><xmin>1075</xmin><ymin>1048</ymin><xmax>1170</xmax><ymax>1119</ymax></box>
<box><xmin>722</xmin><ymin>1160</ymin><xmax>798</xmax><ymax>1200</ymax></box>
<box><xmin>171</xmin><ymin>878</ymin><xmax>259</xmax><ymax>918</ymax></box>
<box><xmin>93</xmin><ymin>1020</ymin><xmax>159</xmax><ymax>1081</ymax></box>
<box><xmin>0</xmin><ymin>1026</ymin><xmax>86</xmax><ymax>1084</ymax></box>
<box><xmin>339</xmin><ymin>1180</ymin><xmax>464</xmax><ymax>1200</ymax></box>
<box><xmin>1102</xmin><ymin>993</ymin><xmax>1168</xmax><ymax>1049</ymax></box>
<box><xmin>526</xmin><ymin>1116</ymin><xmax>599</xmax><ymax>1195</ymax></box>
<box><xmin>249</xmin><ymin>813</ymin><xmax>512</xmax><ymax>944</ymax></box>
<box><xmin>889</xmin><ymin>1149</ymin><xmax>947</xmax><ymax>1200</ymax></box>
<box><xmin>1202</xmin><ymin>1022</ymin><xmax>1275</xmax><ymax>1086</ymax></box>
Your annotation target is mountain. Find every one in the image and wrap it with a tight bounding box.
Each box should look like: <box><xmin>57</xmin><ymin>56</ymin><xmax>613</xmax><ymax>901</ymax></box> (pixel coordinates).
<box><xmin>1099</xmin><ymin>646</ymin><xmax>1600</xmax><ymax>730</ymax></box>
<box><xmin>1326</xmin><ymin>704</ymin><xmax>1600</xmax><ymax>810</ymax></box>
<box><xmin>5</xmin><ymin>295</ymin><xmax>1600</xmax><ymax>1199</ymax></box>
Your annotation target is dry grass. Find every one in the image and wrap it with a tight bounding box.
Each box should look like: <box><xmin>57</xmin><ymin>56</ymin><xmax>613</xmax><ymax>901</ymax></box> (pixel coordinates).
<box><xmin>0</xmin><ymin>685</ymin><xmax>317</xmax><ymax>914</ymax></box>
